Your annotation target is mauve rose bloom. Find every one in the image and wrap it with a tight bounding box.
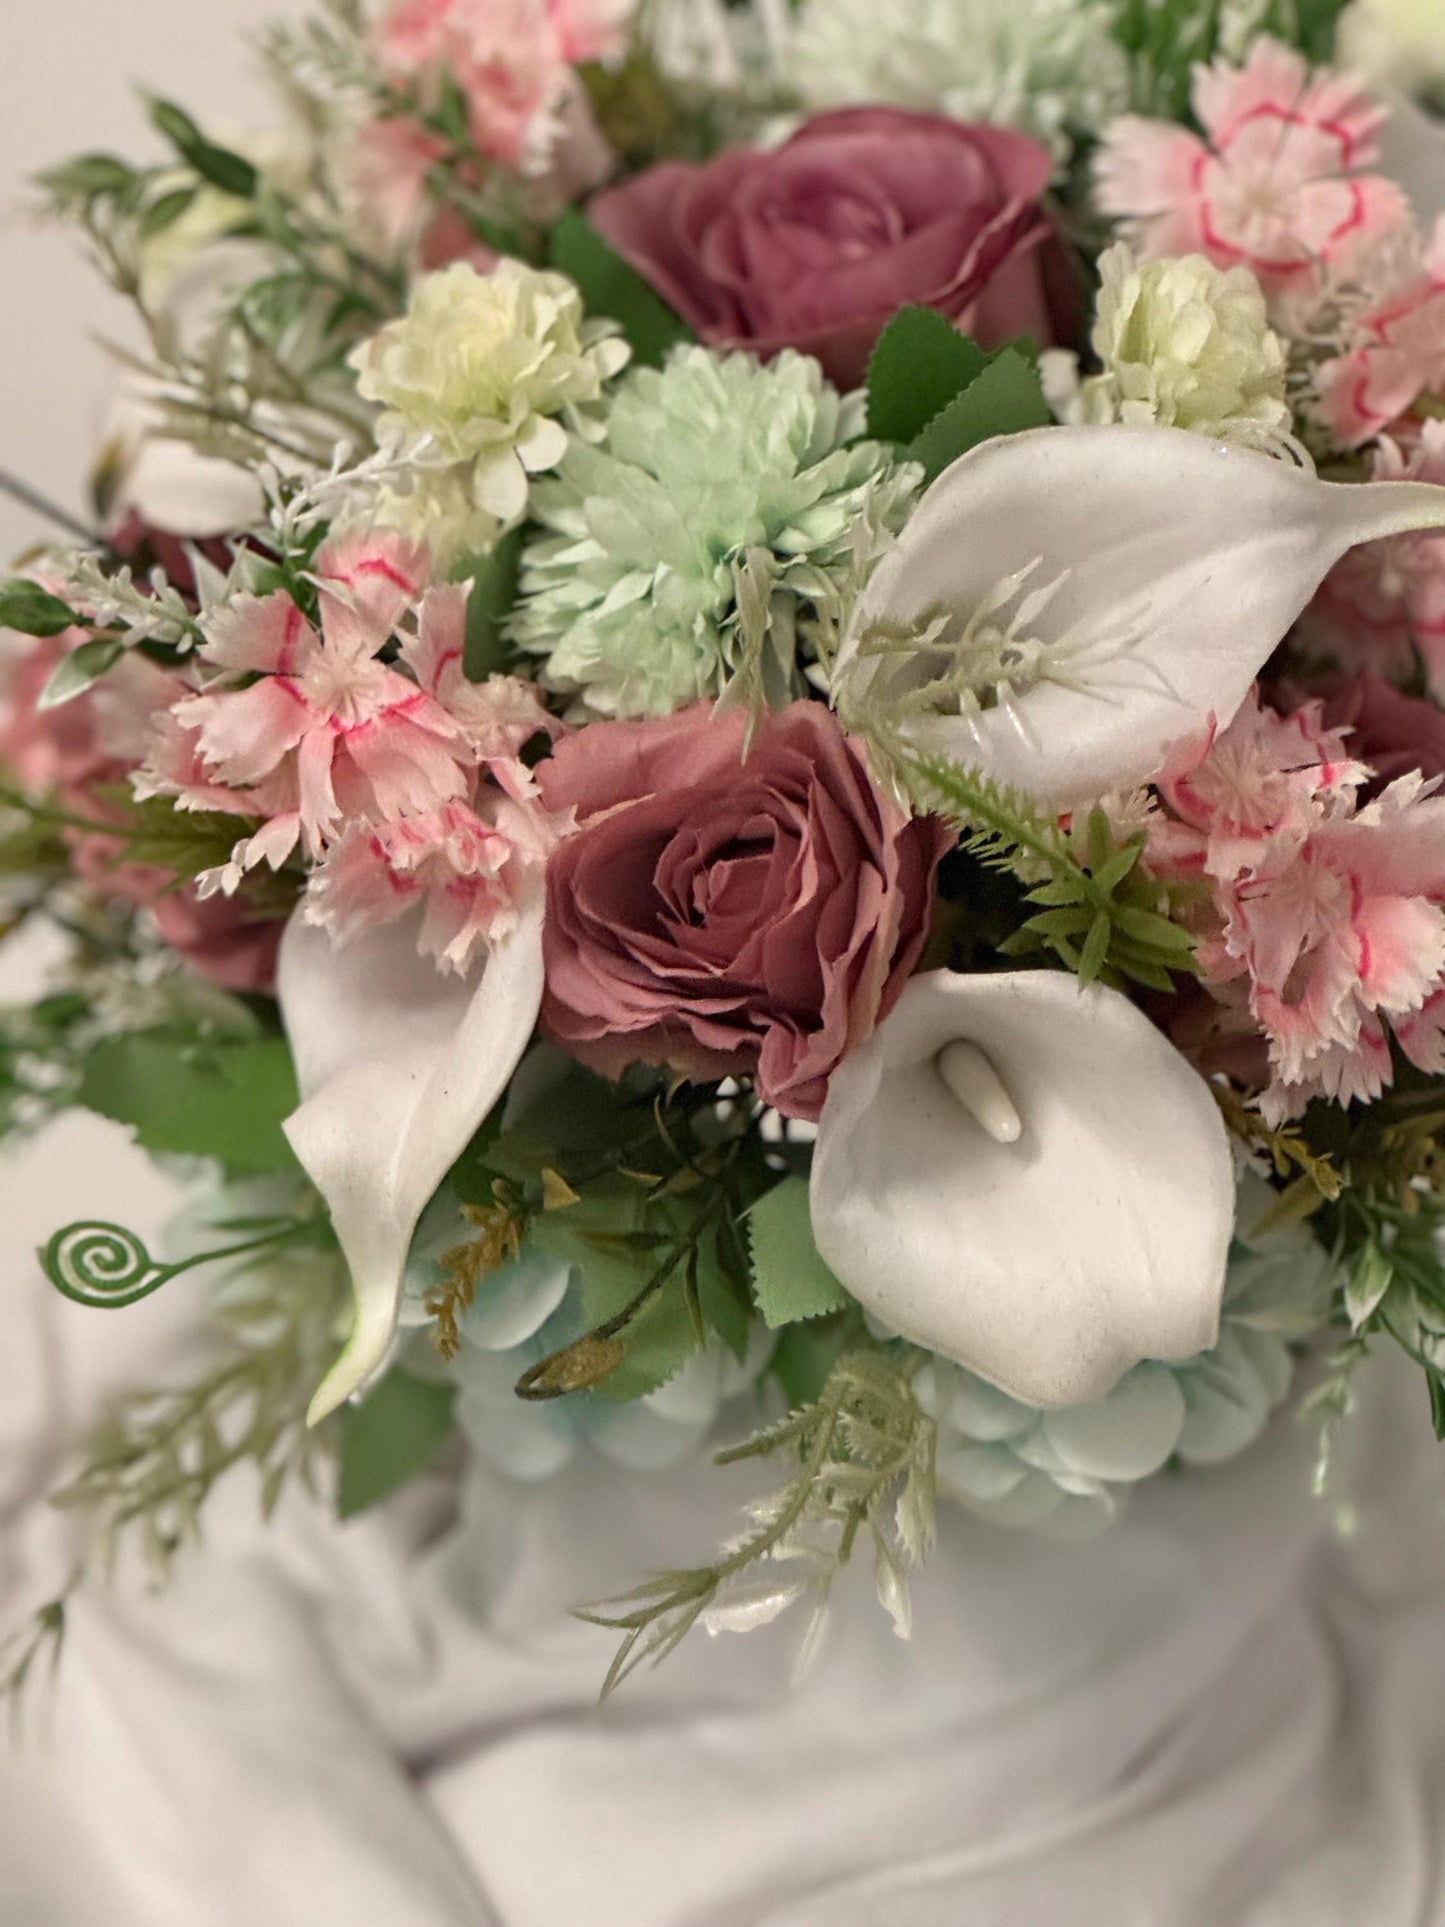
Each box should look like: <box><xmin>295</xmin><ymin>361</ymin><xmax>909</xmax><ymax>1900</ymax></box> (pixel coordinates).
<box><xmin>587</xmin><ymin>108</ymin><xmax>1067</xmax><ymax>390</ymax></box>
<box><xmin>537</xmin><ymin>700</ymin><xmax>951</xmax><ymax>1119</ymax></box>
<box><xmin>1272</xmin><ymin>673</ymin><xmax>1445</xmax><ymax>787</ymax></box>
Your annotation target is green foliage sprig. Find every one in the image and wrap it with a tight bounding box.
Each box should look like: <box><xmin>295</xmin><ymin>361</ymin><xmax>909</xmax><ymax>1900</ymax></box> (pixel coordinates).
<box><xmin>1109</xmin><ymin>0</ymin><xmax>1350</xmax><ymax>121</ymax></box>
<box><xmin>5</xmin><ymin>1213</ymin><xmax>345</xmax><ymax>1715</ymax></box>
<box><xmin>578</xmin><ymin>1348</ymin><xmax>937</xmax><ymax>1695</ymax></box>
<box><xmin>909</xmin><ymin>757</ymin><xmax>1199</xmax><ymax>991</ymax></box>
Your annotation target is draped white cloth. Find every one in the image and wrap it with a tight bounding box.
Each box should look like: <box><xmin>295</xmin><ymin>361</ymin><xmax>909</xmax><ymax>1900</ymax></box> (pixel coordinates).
<box><xmin>5</xmin><ymin>1113</ymin><xmax>1445</xmax><ymax>1925</ymax></box>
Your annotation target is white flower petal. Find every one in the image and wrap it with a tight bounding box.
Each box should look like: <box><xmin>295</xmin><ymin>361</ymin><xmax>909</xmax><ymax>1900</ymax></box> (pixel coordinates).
<box><xmin>842</xmin><ymin>424</ymin><xmax>1445</xmax><ymax>809</ymax></box>
<box><xmin>810</xmin><ymin>968</ymin><xmax>1235</xmax><ymax>1408</ymax></box>
<box><xmin>278</xmin><ymin>896</ymin><xmax>544</xmax><ymax>1423</ymax></box>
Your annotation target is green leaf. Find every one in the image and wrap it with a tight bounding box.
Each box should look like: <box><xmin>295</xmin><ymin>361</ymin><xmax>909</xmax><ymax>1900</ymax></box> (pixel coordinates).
<box><xmin>147</xmin><ymin>96</ymin><xmax>258</xmax><ymax>199</ymax></box>
<box><xmin>770</xmin><ymin>1318</ymin><xmax>850</xmax><ymax>1407</ymax></box>
<box><xmin>1346</xmin><ymin>1241</ymin><xmax>1394</xmax><ymax>1332</ymax></box>
<box><xmin>549</xmin><ymin>209</ymin><xmax>692</xmax><ymax>368</ymax></box>
<box><xmin>906</xmin><ymin>348</ymin><xmax>1052</xmax><ymax>483</ymax></box>
<box><xmin>0</xmin><ymin>579</ymin><xmax>82</xmax><ymax>638</ymax></box>
<box><xmin>76</xmin><ymin>1030</ymin><xmax>301</xmax><ymax>1174</ymax></box>
<box><xmin>140</xmin><ymin>185</ymin><xmax>198</xmax><ymax>237</ymax></box>
<box><xmin>38</xmin><ymin>637</ymin><xmax>124</xmax><ymax>709</ymax></box>
<box><xmin>36</xmin><ymin>153</ymin><xmax>136</xmax><ymax>201</ymax></box>
<box><xmin>865</xmin><ymin>308</ymin><xmax>987</xmax><ymax>446</ymax></box>
<box><xmin>747</xmin><ymin>1177</ymin><xmax>850</xmax><ymax>1329</ymax></box>
<box><xmin>1429</xmin><ymin>1368</ymin><xmax>1445</xmax><ymax>1443</ymax></box>
<box><xmin>337</xmin><ymin>1368</ymin><xmax>457</xmax><ymax>1518</ymax></box>
<box><xmin>1078</xmin><ymin>910</ymin><xmax>1112</xmax><ymax>985</ymax></box>
<box><xmin>458</xmin><ymin>527</ymin><xmax>524</xmax><ymax>681</ymax></box>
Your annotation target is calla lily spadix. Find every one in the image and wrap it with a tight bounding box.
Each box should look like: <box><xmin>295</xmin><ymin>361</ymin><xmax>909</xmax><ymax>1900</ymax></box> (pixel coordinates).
<box><xmin>835</xmin><ymin>424</ymin><xmax>1445</xmax><ymax>811</ymax></box>
<box><xmin>277</xmin><ymin>895</ymin><xmax>545</xmax><ymax>1424</ymax></box>
<box><xmin>809</xmin><ymin>968</ymin><xmax>1236</xmax><ymax>1410</ymax></box>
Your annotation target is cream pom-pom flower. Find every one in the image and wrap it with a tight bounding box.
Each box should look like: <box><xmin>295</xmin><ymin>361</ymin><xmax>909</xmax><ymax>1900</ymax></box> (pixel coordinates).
<box><xmin>349</xmin><ymin>258</ymin><xmax>629</xmax><ymax>549</ymax></box>
<box><xmin>1045</xmin><ymin>245</ymin><xmax>1290</xmax><ymax>449</ymax></box>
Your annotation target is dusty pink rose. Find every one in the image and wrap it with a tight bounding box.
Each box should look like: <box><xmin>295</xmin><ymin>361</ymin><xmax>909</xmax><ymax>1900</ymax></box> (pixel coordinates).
<box><xmin>536</xmin><ymin>701</ymin><xmax>951</xmax><ymax>1120</ymax></box>
<box><xmin>588</xmin><ymin>109</ymin><xmax>1064</xmax><ymax>390</ymax></box>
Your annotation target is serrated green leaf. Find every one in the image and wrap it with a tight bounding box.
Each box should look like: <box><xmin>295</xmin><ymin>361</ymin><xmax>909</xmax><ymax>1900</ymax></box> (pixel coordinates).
<box><xmin>458</xmin><ymin>527</ymin><xmax>524</xmax><ymax>680</ymax></box>
<box><xmin>906</xmin><ymin>348</ymin><xmax>1052</xmax><ymax>482</ymax></box>
<box><xmin>337</xmin><ymin>1368</ymin><xmax>457</xmax><ymax>1518</ymax></box>
<box><xmin>865</xmin><ymin>308</ymin><xmax>987</xmax><ymax>446</ymax></box>
<box><xmin>549</xmin><ymin>209</ymin><xmax>692</xmax><ymax>368</ymax></box>
<box><xmin>76</xmin><ymin>1030</ymin><xmax>300</xmax><ymax>1174</ymax></box>
<box><xmin>747</xmin><ymin>1177</ymin><xmax>850</xmax><ymax>1329</ymax></box>
<box><xmin>0</xmin><ymin>579</ymin><xmax>82</xmax><ymax>638</ymax></box>
<box><xmin>38</xmin><ymin>637</ymin><xmax>124</xmax><ymax>709</ymax></box>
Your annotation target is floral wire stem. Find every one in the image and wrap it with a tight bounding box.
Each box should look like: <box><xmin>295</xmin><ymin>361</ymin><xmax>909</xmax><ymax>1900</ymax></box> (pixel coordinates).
<box><xmin>42</xmin><ymin>1218</ymin><xmax>326</xmax><ymax>1311</ymax></box>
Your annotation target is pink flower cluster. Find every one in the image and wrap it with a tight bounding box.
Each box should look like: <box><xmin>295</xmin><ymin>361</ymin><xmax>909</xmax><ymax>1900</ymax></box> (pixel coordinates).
<box><xmin>1146</xmin><ymin>691</ymin><xmax>1445</xmax><ymax>1121</ymax></box>
<box><xmin>1311</xmin><ymin>222</ymin><xmax>1445</xmax><ymax>448</ymax></box>
<box><xmin>1097</xmin><ymin>36</ymin><xmax>1406</xmax><ymax>299</ymax></box>
<box><xmin>370</xmin><ymin>0</ymin><xmax>631</xmax><ymax>173</ymax></box>
<box><xmin>1306</xmin><ymin>424</ymin><xmax>1445</xmax><ymax>695</ymax></box>
<box><xmin>0</xmin><ymin>615</ymin><xmax>283</xmax><ymax>993</ymax></box>
<box><xmin>142</xmin><ymin>531</ymin><xmax>561</xmax><ymax>976</ymax></box>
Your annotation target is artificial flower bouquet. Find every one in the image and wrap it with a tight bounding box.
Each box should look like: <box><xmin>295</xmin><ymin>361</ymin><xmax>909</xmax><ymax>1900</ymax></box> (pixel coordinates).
<box><xmin>6</xmin><ymin>0</ymin><xmax>1445</xmax><ymax>1696</ymax></box>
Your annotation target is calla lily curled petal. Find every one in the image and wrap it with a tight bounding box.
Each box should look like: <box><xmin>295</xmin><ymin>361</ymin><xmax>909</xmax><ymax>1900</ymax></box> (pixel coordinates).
<box><xmin>278</xmin><ymin>895</ymin><xmax>545</xmax><ymax>1424</ymax></box>
<box><xmin>839</xmin><ymin>424</ymin><xmax>1445</xmax><ymax>809</ymax></box>
<box><xmin>809</xmin><ymin>968</ymin><xmax>1235</xmax><ymax>1409</ymax></box>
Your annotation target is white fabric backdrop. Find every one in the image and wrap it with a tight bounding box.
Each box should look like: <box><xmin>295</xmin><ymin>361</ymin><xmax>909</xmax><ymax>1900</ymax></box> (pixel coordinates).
<box><xmin>8</xmin><ymin>9</ymin><xmax>1445</xmax><ymax>1924</ymax></box>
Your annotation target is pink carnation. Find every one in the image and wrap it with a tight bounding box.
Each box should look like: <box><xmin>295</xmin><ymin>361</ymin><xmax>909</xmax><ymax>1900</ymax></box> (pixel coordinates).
<box><xmin>1147</xmin><ymin>690</ymin><xmax>1445</xmax><ymax>1120</ymax></box>
<box><xmin>1304</xmin><ymin>424</ymin><xmax>1445</xmax><ymax>693</ymax></box>
<box><xmin>158</xmin><ymin>531</ymin><xmax>474</xmax><ymax>878</ymax></box>
<box><xmin>1096</xmin><ymin>36</ymin><xmax>1407</xmax><ymax>297</ymax></box>
<box><xmin>1312</xmin><ymin>221</ymin><xmax>1445</xmax><ymax>449</ymax></box>
<box><xmin>370</xmin><ymin>0</ymin><xmax>631</xmax><ymax>174</ymax></box>
<box><xmin>306</xmin><ymin>789</ymin><xmax>557</xmax><ymax>976</ymax></box>
<box><xmin>535</xmin><ymin>701</ymin><xmax>951</xmax><ymax>1121</ymax></box>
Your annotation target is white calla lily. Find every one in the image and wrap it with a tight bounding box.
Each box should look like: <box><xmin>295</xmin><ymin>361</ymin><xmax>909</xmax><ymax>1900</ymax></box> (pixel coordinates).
<box><xmin>278</xmin><ymin>896</ymin><xmax>545</xmax><ymax>1423</ymax></box>
<box><xmin>809</xmin><ymin>968</ymin><xmax>1235</xmax><ymax>1409</ymax></box>
<box><xmin>837</xmin><ymin>424</ymin><xmax>1445</xmax><ymax>810</ymax></box>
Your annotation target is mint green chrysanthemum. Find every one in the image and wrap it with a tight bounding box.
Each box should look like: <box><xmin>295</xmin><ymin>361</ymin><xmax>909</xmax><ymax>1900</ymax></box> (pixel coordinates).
<box><xmin>508</xmin><ymin>346</ymin><xmax>922</xmax><ymax>718</ymax></box>
<box><xmin>787</xmin><ymin>0</ymin><xmax>1128</xmax><ymax>162</ymax></box>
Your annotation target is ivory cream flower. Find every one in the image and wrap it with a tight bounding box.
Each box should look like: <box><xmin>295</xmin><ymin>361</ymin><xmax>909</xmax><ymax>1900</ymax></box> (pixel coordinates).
<box><xmin>834</xmin><ymin>424</ymin><xmax>1445</xmax><ymax>812</ymax></box>
<box><xmin>1056</xmin><ymin>245</ymin><xmax>1290</xmax><ymax>446</ymax></box>
<box><xmin>349</xmin><ymin>259</ymin><xmax>629</xmax><ymax>541</ymax></box>
<box><xmin>808</xmin><ymin>969</ymin><xmax>1236</xmax><ymax>1409</ymax></box>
